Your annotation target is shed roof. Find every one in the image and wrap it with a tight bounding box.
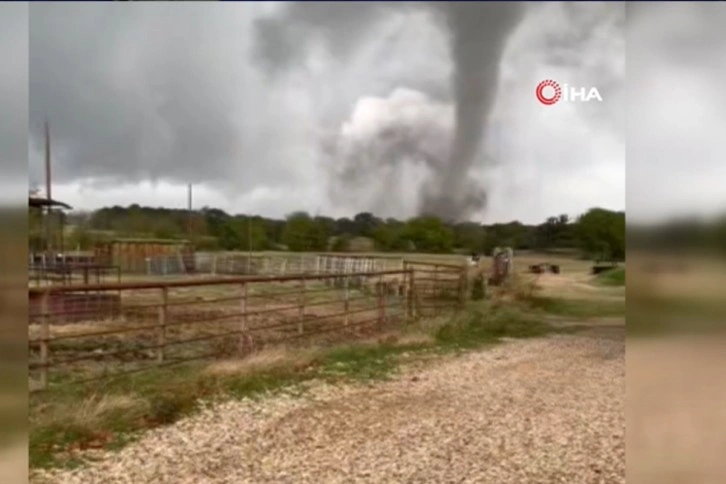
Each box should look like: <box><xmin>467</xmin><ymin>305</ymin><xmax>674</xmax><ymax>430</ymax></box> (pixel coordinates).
<box><xmin>29</xmin><ymin>196</ymin><xmax>72</xmax><ymax>210</ymax></box>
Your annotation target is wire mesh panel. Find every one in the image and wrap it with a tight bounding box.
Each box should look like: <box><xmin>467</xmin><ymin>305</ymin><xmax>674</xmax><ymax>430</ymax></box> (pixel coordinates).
<box><xmin>145</xmin><ymin>254</ymin><xmax>187</xmax><ymax>276</ymax></box>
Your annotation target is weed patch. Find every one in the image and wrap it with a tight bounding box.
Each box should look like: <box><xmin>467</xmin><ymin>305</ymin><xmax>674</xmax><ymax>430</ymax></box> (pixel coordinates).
<box><xmin>435</xmin><ymin>305</ymin><xmax>556</xmax><ymax>350</ymax></box>
<box><xmin>319</xmin><ymin>342</ymin><xmax>427</xmax><ymax>381</ymax></box>
<box><xmin>523</xmin><ymin>295</ymin><xmax>625</xmax><ymax>319</ymax></box>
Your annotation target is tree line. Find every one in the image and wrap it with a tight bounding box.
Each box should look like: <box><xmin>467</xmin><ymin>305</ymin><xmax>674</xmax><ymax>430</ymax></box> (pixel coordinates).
<box><xmin>59</xmin><ymin>205</ymin><xmax>626</xmax><ymax>260</ymax></box>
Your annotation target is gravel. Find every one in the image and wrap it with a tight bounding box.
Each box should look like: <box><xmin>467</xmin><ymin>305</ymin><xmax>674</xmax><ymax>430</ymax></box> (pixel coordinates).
<box><xmin>33</xmin><ymin>330</ymin><xmax>624</xmax><ymax>484</ymax></box>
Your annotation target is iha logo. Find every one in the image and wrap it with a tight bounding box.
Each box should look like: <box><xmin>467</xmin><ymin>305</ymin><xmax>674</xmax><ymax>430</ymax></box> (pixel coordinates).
<box><xmin>535</xmin><ymin>79</ymin><xmax>603</xmax><ymax>105</ymax></box>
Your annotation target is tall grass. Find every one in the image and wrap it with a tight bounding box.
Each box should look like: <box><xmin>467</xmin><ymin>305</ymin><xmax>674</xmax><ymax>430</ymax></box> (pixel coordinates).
<box><xmin>434</xmin><ymin>306</ymin><xmax>556</xmax><ymax>349</ymax></box>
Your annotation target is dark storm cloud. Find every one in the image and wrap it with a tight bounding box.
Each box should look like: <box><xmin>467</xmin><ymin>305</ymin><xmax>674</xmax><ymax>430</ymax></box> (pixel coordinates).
<box><xmin>28</xmin><ymin>3</ymin><xmax>276</xmax><ymax>190</ymax></box>
<box><xmin>254</xmin><ymin>2</ymin><xmax>525</xmax><ymax>221</ymax></box>
<box><xmin>252</xmin><ymin>2</ymin><xmax>405</xmax><ymax>78</ymax></box>
<box><xmin>29</xmin><ymin>2</ymin><xmax>627</xmax><ymax>222</ymax></box>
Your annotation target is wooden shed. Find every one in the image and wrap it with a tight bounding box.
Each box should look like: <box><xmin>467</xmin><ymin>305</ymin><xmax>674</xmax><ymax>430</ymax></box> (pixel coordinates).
<box><xmin>94</xmin><ymin>238</ymin><xmax>194</xmax><ymax>274</ymax></box>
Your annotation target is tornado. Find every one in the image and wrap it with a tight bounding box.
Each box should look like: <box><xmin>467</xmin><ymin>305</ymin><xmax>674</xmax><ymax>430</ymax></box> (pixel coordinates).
<box><xmin>419</xmin><ymin>3</ymin><xmax>524</xmax><ymax>221</ymax></box>
<box><xmin>252</xmin><ymin>2</ymin><xmax>525</xmax><ymax>221</ymax></box>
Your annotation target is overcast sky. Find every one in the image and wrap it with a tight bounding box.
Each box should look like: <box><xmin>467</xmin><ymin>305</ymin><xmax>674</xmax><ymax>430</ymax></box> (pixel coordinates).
<box><xmin>22</xmin><ymin>1</ymin><xmax>628</xmax><ymax>224</ymax></box>
<box><xmin>4</xmin><ymin>1</ymin><xmax>705</xmax><ymax>225</ymax></box>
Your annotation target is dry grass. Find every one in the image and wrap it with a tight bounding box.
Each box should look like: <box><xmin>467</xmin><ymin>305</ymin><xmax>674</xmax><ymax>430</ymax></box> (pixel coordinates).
<box><xmin>203</xmin><ymin>347</ymin><xmax>320</xmax><ymax>378</ymax></box>
<box><xmin>32</xmin><ymin>393</ymin><xmax>151</xmax><ymax>448</ymax></box>
<box><xmin>357</xmin><ymin>329</ymin><xmax>437</xmax><ymax>349</ymax></box>
<box><xmin>69</xmin><ymin>395</ymin><xmax>149</xmax><ymax>427</ymax></box>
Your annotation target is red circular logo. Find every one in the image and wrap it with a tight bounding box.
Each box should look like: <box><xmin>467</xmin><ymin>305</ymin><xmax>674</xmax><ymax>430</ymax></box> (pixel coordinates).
<box><xmin>535</xmin><ymin>79</ymin><xmax>561</xmax><ymax>105</ymax></box>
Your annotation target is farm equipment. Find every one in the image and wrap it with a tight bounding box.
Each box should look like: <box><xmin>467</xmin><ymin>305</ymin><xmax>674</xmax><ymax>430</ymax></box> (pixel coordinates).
<box><xmin>528</xmin><ymin>263</ymin><xmax>560</xmax><ymax>274</ymax></box>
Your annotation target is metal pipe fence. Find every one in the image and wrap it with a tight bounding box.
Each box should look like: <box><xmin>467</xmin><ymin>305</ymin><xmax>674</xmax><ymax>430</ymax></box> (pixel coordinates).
<box><xmin>28</xmin><ymin>264</ymin><xmax>466</xmax><ymax>393</ymax></box>
<box><xmin>28</xmin><ymin>262</ymin><xmax>121</xmax><ymax>287</ymax></box>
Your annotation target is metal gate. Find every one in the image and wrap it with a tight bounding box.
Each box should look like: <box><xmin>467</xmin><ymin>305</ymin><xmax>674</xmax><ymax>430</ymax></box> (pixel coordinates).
<box><xmin>404</xmin><ymin>260</ymin><xmax>467</xmax><ymax>318</ymax></box>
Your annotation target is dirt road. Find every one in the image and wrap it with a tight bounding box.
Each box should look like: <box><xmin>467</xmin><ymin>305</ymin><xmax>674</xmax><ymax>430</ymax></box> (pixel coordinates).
<box><xmin>35</xmin><ymin>328</ymin><xmax>624</xmax><ymax>484</ymax></box>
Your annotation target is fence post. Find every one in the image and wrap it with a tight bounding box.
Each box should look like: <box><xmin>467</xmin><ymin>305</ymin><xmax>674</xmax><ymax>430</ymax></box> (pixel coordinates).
<box><xmin>39</xmin><ymin>289</ymin><xmax>50</xmax><ymax>390</ymax></box>
<box><xmin>407</xmin><ymin>268</ymin><xmax>416</xmax><ymax>321</ymax></box>
<box><xmin>343</xmin><ymin>276</ymin><xmax>350</xmax><ymax>326</ymax></box>
<box><xmin>157</xmin><ymin>287</ymin><xmax>168</xmax><ymax>363</ymax></box>
<box><xmin>239</xmin><ymin>282</ymin><xmax>249</xmax><ymax>356</ymax></box>
<box><xmin>298</xmin><ymin>278</ymin><xmax>306</xmax><ymax>335</ymax></box>
<box><xmin>459</xmin><ymin>263</ymin><xmax>468</xmax><ymax>308</ymax></box>
<box><xmin>403</xmin><ymin>262</ymin><xmax>409</xmax><ymax>320</ymax></box>
<box><xmin>377</xmin><ymin>275</ymin><xmax>385</xmax><ymax>327</ymax></box>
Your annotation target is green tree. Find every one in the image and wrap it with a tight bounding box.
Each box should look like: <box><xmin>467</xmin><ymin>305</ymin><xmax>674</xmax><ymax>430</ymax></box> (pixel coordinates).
<box><xmin>452</xmin><ymin>222</ymin><xmax>484</xmax><ymax>252</ymax></box>
<box><xmin>352</xmin><ymin>212</ymin><xmax>382</xmax><ymax>237</ymax></box>
<box><xmin>331</xmin><ymin>234</ymin><xmax>351</xmax><ymax>252</ymax></box>
<box><xmin>152</xmin><ymin>218</ymin><xmax>180</xmax><ymax>239</ymax></box>
<box><xmin>282</xmin><ymin>212</ymin><xmax>329</xmax><ymax>251</ymax></box>
<box><xmin>372</xmin><ymin>220</ymin><xmax>408</xmax><ymax>251</ymax></box>
<box><xmin>402</xmin><ymin>216</ymin><xmax>454</xmax><ymax>253</ymax></box>
<box><xmin>575</xmin><ymin>208</ymin><xmax>625</xmax><ymax>260</ymax></box>
<box><xmin>218</xmin><ymin>218</ymin><xmax>244</xmax><ymax>250</ymax></box>
<box><xmin>482</xmin><ymin>222</ymin><xmax>531</xmax><ymax>253</ymax></box>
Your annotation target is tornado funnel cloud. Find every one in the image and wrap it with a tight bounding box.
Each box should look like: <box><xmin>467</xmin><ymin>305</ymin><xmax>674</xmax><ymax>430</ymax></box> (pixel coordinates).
<box><xmin>251</xmin><ymin>2</ymin><xmax>525</xmax><ymax>222</ymax></box>
<box><xmin>420</xmin><ymin>3</ymin><xmax>524</xmax><ymax>221</ymax></box>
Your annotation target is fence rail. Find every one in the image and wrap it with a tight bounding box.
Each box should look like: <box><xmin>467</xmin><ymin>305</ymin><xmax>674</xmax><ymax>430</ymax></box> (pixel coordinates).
<box><xmin>29</xmin><ymin>263</ymin><xmax>466</xmax><ymax>392</ymax></box>
<box><xmin>28</xmin><ymin>262</ymin><xmax>121</xmax><ymax>287</ymax></box>
<box><xmin>143</xmin><ymin>252</ymin><xmax>404</xmax><ymax>276</ymax></box>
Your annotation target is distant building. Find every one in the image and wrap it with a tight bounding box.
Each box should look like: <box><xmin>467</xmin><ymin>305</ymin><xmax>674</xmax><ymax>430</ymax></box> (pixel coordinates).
<box><xmin>29</xmin><ymin>195</ymin><xmax>73</xmax><ymax>253</ymax></box>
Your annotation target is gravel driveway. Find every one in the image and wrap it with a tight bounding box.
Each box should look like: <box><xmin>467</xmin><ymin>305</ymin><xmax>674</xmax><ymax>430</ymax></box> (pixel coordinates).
<box><xmin>34</xmin><ymin>329</ymin><xmax>624</xmax><ymax>484</ymax></box>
